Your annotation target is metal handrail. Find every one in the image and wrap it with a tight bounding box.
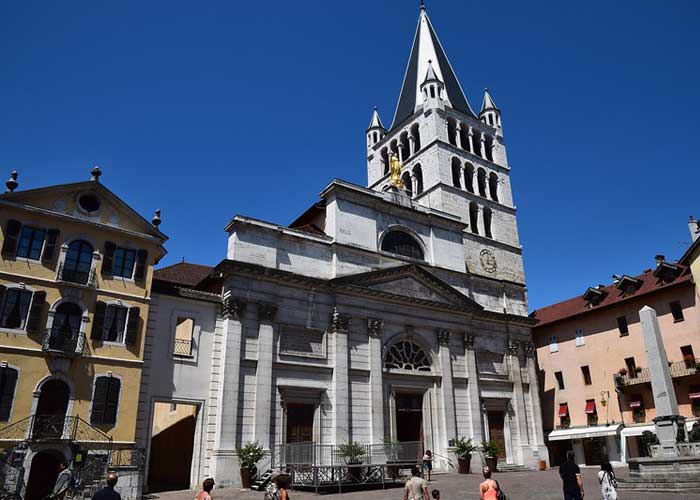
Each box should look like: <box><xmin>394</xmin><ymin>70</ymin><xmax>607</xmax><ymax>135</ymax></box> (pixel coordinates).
<box><xmin>615</xmin><ymin>358</ymin><xmax>699</xmax><ymax>386</ymax></box>
<box><xmin>173</xmin><ymin>339</ymin><xmax>193</xmax><ymax>357</ymax></box>
<box><xmin>273</xmin><ymin>441</ymin><xmax>423</xmax><ymax>467</ymax></box>
<box><xmin>0</xmin><ymin>415</ymin><xmax>111</xmax><ymax>445</ymax></box>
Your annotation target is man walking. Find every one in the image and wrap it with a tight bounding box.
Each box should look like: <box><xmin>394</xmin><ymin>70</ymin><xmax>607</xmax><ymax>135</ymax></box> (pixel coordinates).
<box><xmin>92</xmin><ymin>473</ymin><xmax>121</xmax><ymax>500</ymax></box>
<box><xmin>559</xmin><ymin>450</ymin><xmax>584</xmax><ymax>500</ymax></box>
<box><xmin>49</xmin><ymin>462</ymin><xmax>73</xmax><ymax>500</ymax></box>
<box><xmin>404</xmin><ymin>466</ymin><xmax>429</xmax><ymax>500</ymax></box>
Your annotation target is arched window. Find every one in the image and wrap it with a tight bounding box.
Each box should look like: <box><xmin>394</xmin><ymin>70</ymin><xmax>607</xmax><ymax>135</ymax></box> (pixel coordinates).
<box><xmin>413</xmin><ymin>165</ymin><xmax>424</xmax><ymax>195</ymax></box>
<box><xmin>381</xmin><ymin>231</ymin><xmax>424</xmax><ymax>261</ymax></box>
<box><xmin>399</xmin><ymin>131</ymin><xmax>410</xmax><ymax>160</ymax></box>
<box><xmin>446</xmin><ymin>118</ymin><xmax>457</xmax><ymax>146</ymax></box>
<box><xmin>485</xmin><ymin>135</ymin><xmax>494</xmax><ymax>162</ymax></box>
<box><xmin>91</xmin><ymin>376</ymin><xmax>121</xmax><ymax>425</ymax></box>
<box><xmin>63</xmin><ymin>240</ymin><xmax>93</xmax><ymax>284</ymax></box>
<box><xmin>451</xmin><ymin>158</ymin><xmax>462</xmax><ymax>188</ymax></box>
<box><xmin>390</xmin><ymin>139</ymin><xmax>399</xmax><ymax>156</ymax></box>
<box><xmin>483</xmin><ymin>207</ymin><xmax>493</xmax><ymax>239</ymax></box>
<box><xmin>48</xmin><ymin>302</ymin><xmax>83</xmax><ymax>351</ymax></box>
<box><xmin>477</xmin><ymin>168</ymin><xmax>487</xmax><ymax>197</ymax></box>
<box><xmin>459</xmin><ymin>123</ymin><xmax>469</xmax><ymax>152</ymax></box>
<box><xmin>385</xmin><ymin>341</ymin><xmax>431</xmax><ymax>371</ymax></box>
<box><xmin>469</xmin><ymin>203</ymin><xmax>479</xmax><ymax>235</ymax></box>
<box><xmin>382</xmin><ymin>148</ymin><xmax>390</xmax><ymax>175</ymax></box>
<box><xmin>488</xmin><ymin>173</ymin><xmax>499</xmax><ymax>202</ymax></box>
<box><xmin>464</xmin><ymin>163</ymin><xmax>474</xmax><ymax>193</ymax></box>
<box><xmin>473</xmin><ymin>129</ymin><xmax>483</xmax><ymax>158</ymax></box>
<box><xmin>410</xmin><ymin>124</ymin><xmax>421</xmax><ymax>152</ymax></box>
<box><xmin>401</xmin><ymin>172</ymin><xmax>413</xmax><ymax>197</ymax></box>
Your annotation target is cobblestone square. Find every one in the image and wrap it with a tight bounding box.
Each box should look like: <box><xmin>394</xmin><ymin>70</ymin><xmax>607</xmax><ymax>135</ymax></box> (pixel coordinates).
<box><xmin>153</xmin><ymin>468</ymin><xmax>700</xmax><ymax>500</ymax></box>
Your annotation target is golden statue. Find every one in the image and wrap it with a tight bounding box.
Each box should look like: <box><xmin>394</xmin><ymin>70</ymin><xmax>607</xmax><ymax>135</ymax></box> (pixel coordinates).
<box><xmin>389</xmin><ymin>153</ymin><xmax>405</xmax><ymax>189</ymax></box>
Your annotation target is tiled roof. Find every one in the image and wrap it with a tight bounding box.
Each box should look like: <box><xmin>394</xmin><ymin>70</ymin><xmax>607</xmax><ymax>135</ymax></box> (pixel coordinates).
<box><xmin>531</xmin><ymin>266</ymin><xmax>692</xmax><ymax>328</ymax></box>
<box><xmin>153</xmin><ymin>262</ymin><xmax>214</xmax><ymax>287</ymax></box>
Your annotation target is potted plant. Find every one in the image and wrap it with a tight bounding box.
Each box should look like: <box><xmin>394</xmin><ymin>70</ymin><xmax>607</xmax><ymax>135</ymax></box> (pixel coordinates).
<box><xmin>480</xmin><ymin>440</ymin><xmax>501</xmax><ymax>472</ymax></box>
<box><xmin>383</xmin><ymin>438</ymin><xmax>400</xmax><ymax>479</ymax></box>
<box><xmin>453</xmin><ymin>436</ymin><xmax>477</xmax><ymax>474</ymax></box>
<box><xmin>618</xmin><ymin>367</ymin><xmax>628</xmax><ymax>376</ymax></box>
<box><xmin>634</xmin><ymin>366</ymin><xmax>643</xmax><ymax>377</ymax></box>
<box><xmin>337</xmin><ymin>441</ymin><xmax>367</xmax><ymax>482</ymax></box>
<box><xmin>683</xmin><ymin>354</ymin><xmax>697</xmax><ymax>370</ymax></box>
<box><xmin>237</xmin><ymin>441</ymin><xmax>264</xmax><ymax>489</ymax></box>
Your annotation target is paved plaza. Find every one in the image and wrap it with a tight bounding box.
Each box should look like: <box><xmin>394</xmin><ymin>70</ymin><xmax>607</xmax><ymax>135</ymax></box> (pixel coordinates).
<box><xmin>152</xmin><ymin>468</ymin><xmax>700</xmax><ymax>500</ymax></box>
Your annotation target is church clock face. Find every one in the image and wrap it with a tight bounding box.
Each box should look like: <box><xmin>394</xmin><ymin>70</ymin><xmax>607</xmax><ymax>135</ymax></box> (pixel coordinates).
<box><xmin>480</xmin><ymin>249</ymin><xmax>497</xmax><ymax>273</ymax></box>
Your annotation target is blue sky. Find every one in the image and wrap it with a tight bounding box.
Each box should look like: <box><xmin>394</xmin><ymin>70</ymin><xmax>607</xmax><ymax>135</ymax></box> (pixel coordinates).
<box><xmin>2</xmin><ymin>0</ymin><xmax>698</xmax><ymax>310</ymax></box>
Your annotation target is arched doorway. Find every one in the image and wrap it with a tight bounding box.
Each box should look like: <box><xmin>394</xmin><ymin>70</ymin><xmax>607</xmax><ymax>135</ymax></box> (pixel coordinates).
<box><xmin>33</xmin><ymin>379</ymin><xmax>70</xmax><ymax>440</ymax></box>
<box><xmin>25</xmin><ymin>450</ymin><xmax>63</xmax><ymax>500</ymax></box>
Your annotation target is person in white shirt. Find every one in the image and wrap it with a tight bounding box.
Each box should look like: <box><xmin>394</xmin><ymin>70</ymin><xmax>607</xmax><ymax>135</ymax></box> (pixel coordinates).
<box><xmin>404</xmin><ymin>466</ymin><xmax>429</xmax><ymax>500</ymax></box>
<box><xmin>597</xmin><ymin>462</ymin><xmax>618</xmax><ymax>500</ymax></box>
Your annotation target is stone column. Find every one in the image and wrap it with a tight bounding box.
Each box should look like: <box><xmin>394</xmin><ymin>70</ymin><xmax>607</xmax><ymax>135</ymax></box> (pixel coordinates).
<box><xmin>409</xmin><ymin>136</ymin><xmax>416</xmax><ymax>156</ymax></box>
<box><xmin>464</xmin><ymin>334</ymin><xmax>484</xmax><ymax>471</ymax></box>
<box><xmin>437</xmin><ymin>329</ymin><xmax>457</xmax><ymax>446</ymax></box>
<box><xmin>467</xmin><ymin>127</ymin><xmax>475</xmax><ymax>155</ymax></box>
<box><xmin>479</xmin><ymin>134</ymin><xmax>486</xmax><ymax>159</ymax></box>
<box><xmin>411</xmin><ymin>175</ymin><xmax>418</xmax><ymax>197</ymax></box>
<box><xmin>507</xmin><ymin>338</ymin><xmax>528</xmax><ymax>465</ymax></box>
<box><xmin>367</xmin><ymin>318</ymin><xmax>385</xmax><ymax>443</ymax></box>
<box><xmin>254</xmin><ymin>303</ymin><xmax>278</xmax><ymax>450</ymax></box>
<box><xmin>455</xmin><ymin>125</ymin><xmax>462</xmax><ymax>149</ymax></box>
<box><xmin>331</xmin><ymin>307</ymin><xmax>350</xmax><ymax>444</ymax></box>
<box><xmin>398</xmin><ymin>143</ymin><xmax>405</xmax><ymax>162</ymax></box>
<box><xmin>476</xmin><ymin>207</ymin><xmax>484</xmax><ymax>235</ymax></box>
<box><xmin>524</xmin><ymin>342</ymin><xmax>546</xmax><ymax>456</ymax></box>
<box><xmin>209</xmin><ymin>296</ymin><xmax>245</xmax><ymax>487</ymax></box>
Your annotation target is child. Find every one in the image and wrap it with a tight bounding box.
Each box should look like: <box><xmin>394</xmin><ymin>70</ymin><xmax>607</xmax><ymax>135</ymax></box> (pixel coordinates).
<box><xmin>431</xmin><ymin>489</ymin><xmax>440</xmax><ymax>500</ymax></box>
<box><xmin>422</xmin><ymin>450</ymin><xmax>433</xmax><ymax>481</ymax></box>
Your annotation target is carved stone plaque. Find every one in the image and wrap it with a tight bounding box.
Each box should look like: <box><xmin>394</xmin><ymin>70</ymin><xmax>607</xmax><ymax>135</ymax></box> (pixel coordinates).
<box><xmin>480</xmin><ymin>249</ymin><xmax>497</xmax><ymax>274</ymax></box>
<box><xmin>280</xmin><ymin>326</ymin><xmax>326</xmax><ymax>358</ymax></box>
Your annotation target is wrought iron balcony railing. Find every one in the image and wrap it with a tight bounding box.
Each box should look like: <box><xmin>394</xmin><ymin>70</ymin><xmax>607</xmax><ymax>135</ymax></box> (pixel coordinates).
<box><xmin>614</xmin><ymin>358</ymin><xmax>700</xmax><ymax>387</ymax></box>
<box><xmin>173</xmin><ymin>338</ymin><xmax>193</xmax><ymax>357</ymax></box>
<box><xmin>0</xmin><ymin>415</ymin><xmax>111</xmax><ymax>446</ymax></box>
<box><xmin>57</xmin><ymin>263</ymin><xmax>96</xmax><ymax>287</ymax></box>
<box><xmin>108</xmin><ymin>448</ymin><xmax>146</xmax><ymax>468</ymax></box>
<box><xmin>42</xmin><ymin>329</ymin><xmax>85</xmax><ymax>357</ymax></box>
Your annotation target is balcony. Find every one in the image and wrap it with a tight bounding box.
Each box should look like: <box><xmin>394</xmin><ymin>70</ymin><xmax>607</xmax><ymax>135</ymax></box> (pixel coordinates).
<box><xmin>0</xmin><ymin>415</ymin><xmax>111</xmax><ymax>445</ymax></box>
<box><xmin>173</xmin><ymin>338</ymin><xmax>193</xmax><ymax>357</ymax></box>
<box><xmin>57</xmin><ymin>263</ymin><xmax>96</xmax><ymax>287</ymax></box>
<box><xmin>42</xmin><ymin>329</ymin><xmax>85</xmax><ymax>357</ymax></box>
<box><xmin>615</xmin><ymin>358</ymin><xmax>700</xmax><ymax>387</ymax></box>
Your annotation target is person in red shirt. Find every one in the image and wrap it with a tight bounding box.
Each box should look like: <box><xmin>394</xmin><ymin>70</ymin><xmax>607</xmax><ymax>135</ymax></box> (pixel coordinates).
<box><xmin>195</xmin><ymin>478</ymin><xmax>215</xmax><ymax>500</ymax></box>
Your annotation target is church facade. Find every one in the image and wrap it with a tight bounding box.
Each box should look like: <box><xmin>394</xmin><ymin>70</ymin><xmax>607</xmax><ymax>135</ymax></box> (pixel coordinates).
<box><xmin>137</xmin><ymin>5</ymin><xmax>548</xmax><ymax>489</ymax></box>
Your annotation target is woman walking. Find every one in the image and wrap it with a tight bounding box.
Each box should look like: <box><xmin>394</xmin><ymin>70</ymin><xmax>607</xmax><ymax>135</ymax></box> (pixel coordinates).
<box><xmin>422</xmin><ymin>450</ymin><xmax>433</xmax><ymax>481</ymax></box>
<box><xmin>597</xmin><ymin>462</ymin><xmax>618</xmax><ymax>500</ymax></box>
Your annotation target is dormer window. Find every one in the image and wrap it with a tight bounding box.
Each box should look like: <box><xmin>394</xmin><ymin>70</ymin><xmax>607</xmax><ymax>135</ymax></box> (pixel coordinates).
<box><xmin>615</xmin><ymin>275</ymin><xmax>642</xmax><ymax>296</ymax></box>
<box><xmin>653</xmin><ymin>260</ymin><xmax>681</xmax><ymax>284</ymax></box>
<box><xmin>582</xmin><ymin>286</ymin><xmax>607</xmax><ymax>307</ymax></box>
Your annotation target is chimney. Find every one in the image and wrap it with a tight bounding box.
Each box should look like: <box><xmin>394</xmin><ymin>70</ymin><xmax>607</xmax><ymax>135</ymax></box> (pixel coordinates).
<box><xmin>612</xmin><ymin>274</ymin><xmax>621</xmax><ymax>284</ymax></box>
<box><xmin>655</xmin><ymin>255</ymin><xmax>665</xmax><ymax>267</ymax></box>
<box><xmin>690</xmin><ymin>216</ymin><xmax>700</xmax><ymax>242</ymax></box>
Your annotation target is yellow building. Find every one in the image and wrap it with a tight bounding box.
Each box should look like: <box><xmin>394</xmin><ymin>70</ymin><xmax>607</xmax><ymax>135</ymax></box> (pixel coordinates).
<box><xmin>0</xmin><ymin>167</ymin><xmax>166</xmax><ymax>499</ymax></box>
<box><xmin>680</xmin><ymin>216</ymin><xmax>700</xmax><ymax>291</ymax></box>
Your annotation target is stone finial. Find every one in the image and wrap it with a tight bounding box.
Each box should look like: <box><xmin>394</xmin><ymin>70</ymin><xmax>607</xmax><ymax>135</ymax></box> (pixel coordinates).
<box><xmin>152</xmin><ymin>209</ymin><xmax>162</xmax><ymax>227</ymax></box>
<box><xmin>523</xmin><ymin>341</ymin><xmax>535</xmax><ymax>358</ymax></box>
<box><xmin>507</xmin><ymin>337</ymin><xmax>520</xmax><ymax>355</ymax></box>
<box><xmin>5</xmin><ymin>171</ymin><xmax>18</xmax><ymax>193</ymax></box>
<box><xmin>367</xmin><ymin>318</ymin><xmax>384</xmax><ymax>338</ymax></box>
<box><xmin>331</xmin><ymin>306</ymin><xmax>349</xmax><ymax>332</ymax></box>
<box><xmin>655</xmin><ymin>254</ymin><xmax>665</xmax><ymax>267</ymax></box>
<box><xmin>436</xmin><ymin>329</ymin><xmax>450</xmax><ymax>347</ymax></box>
<box><xmin>222</xmin><ymin>297</ymin><xmax>246</xmax><ymax>319</ymax></box>
<box><xmin>90</xmin><ymin>166</ymin><xmax>102</xmax><ymax>182</ymax></box>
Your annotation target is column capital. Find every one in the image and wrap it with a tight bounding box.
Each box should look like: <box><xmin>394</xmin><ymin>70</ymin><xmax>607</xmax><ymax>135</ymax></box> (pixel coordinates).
<box><xmin>330</xmin><ymin>306</ymin><xmax>350</xmax><ymax>332</ymax></box>
<box><xmin>464</xmin><ymin>333</ymin><xmax>475</xmax><ymax>350</ymax></box>
<box><xmin>367</xmin><ymin>318</ymin><xmax>384</xmax><ymax>338</ymax></box>
<box><xmin>436</xmin><ymin>328</ymin><xmax>450</xmax><ymax>347</ymax></box>
<box><xmin>507</xmin><ymin>337</ymin><xmax>521</xmax><ymax>356</ymax></box>
<box><xmin>222</xmin><ymin>297</ymin><xmax>246</xmax><ymax>320</ymax></box>
<box><xmin>523</xmin><ymin>341</ymin><xmax>535</xmax><ymax>358</ymax></box>
<box><xmin>257</xmin><ymin>303</ymin><xmax>278</xmax><ymax>322</ymax></box>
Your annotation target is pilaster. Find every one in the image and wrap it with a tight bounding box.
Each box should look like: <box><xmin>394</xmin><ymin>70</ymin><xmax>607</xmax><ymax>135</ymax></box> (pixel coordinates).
<box><xmin>463</xmin><ymin>333</ymin><xmax>484</xmax><ymax>471</ymax></box>
<box><xmin>436</xmin><ymin>329</ymin><xmax>456</xmax><ymax>445</ymax></box>
<box><xmin>331</xmin><ymin>307</ymin><xmax>350</xmax><ymax>444</ymax></box>
<box><xmin>254</xmin><ymin>302</ymin><xmax>278</xmax><ymax>450</ymax></box>
<box><xmin>524</xmin><ymin>341</ymin><xmax>548</xmax><ymax>459</ymax></box>
<box><xmin>507</xmin><ymin>338</ymin><xmax>528</xmax><ymax>464</ymax></box>
<box><xmin>367</xmin><ymin>318</ymin><xmax>385</xmax><ymax>443</ymax></box>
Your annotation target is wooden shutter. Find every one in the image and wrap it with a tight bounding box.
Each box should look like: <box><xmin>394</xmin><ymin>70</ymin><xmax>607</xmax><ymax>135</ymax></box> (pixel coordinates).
<box><xmin>1</xmin><ymin>220</ymin><xmax>22</xmax><ymax>257</ymax></box>
<box><xmin>101</xmin><ymin>242</ymin><xmax>116</xmax><ymax>276</ymax></box>
<box><xmin>125</xmin><ymin>307</ymin><xmax>140</xmax><ymax>345</ymax></box>
<box><xmin>91</xmin><ymin>377</ymin><xmax>108</xmax><ymax>425</ymax></box>
<box><xmin>134</xmin><ymin>250</ymin><xmax>148</xmax><ymax>281</ymax></box>
<box><xmin>105</xmin><ymin>377</ymin><xmax>120</xmax><ymax>424</ymax></box>
<box><xmin>26</xmin><ymin>291</ymin><xmax>47</xmax><ymax>333</ymax></box>
<box><xmin>0</xmin><ymin>368</ymin><xmax>18</xmax><ymax>422</ymax></box>
<box><xmin>91</xmin><ymin>301</ymin><xmax>107</xmax><ymax>340</ymax></box>
<box><xmin>41</xmin><ymin>229</ymin><xmax>61</xmax><ymax>266</ymax></box>
<box><xmin>0</xmin><ymin>285</ymin><xmax>5</xmax><ymax>312</ymax></box>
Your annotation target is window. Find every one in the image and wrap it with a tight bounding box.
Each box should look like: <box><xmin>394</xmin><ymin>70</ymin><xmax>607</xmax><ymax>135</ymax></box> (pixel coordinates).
<box><xmin>92</xmin><ymin>302</ymin><xmax>140</xmax><ymax>345</ymax></box>
<box><xmin>554</xmin><ymin>371</ymin><xmax>565</xmax><ymax>390</ymax></box>
<box><xmin>549</xmin><ymin>336</ymin><xmax>559</xmax><ymax>353</ymax></box>
<box><xmin>91</xmin><ymin>376</ymin><xmax>120</xmax><ymax>425</ymax></box>
<box><xmin>581</xmin><ymin>365</ymin><xmax>592</xmax><ymax>385</ymax></box>
<box><xmin>381</xmin><ymin>231</ymin><xmax>424</xmax><ymax>261</ymax></box>
<box><xmin>625</xmin><ymin>357</ymin><xmax>637</xmax><ymax>375</ymax></box>
<box><xmin>483</xmin><ymin>207</ymin><xmax>493</xmax><ymax>239</ymax></box>
<box><xmin>413</xmin><ymin>165</ymin><xmax>424</xmax><ymax>195</ymax></box>
<box><xmin>48</xmin><ymin>302</ymin><xmax>83</xmax><ymax>351</ymax></box>
<box><xmin>691</xmin><ymin>385</ymin><xmax>700</xmax><ymax>417</ymax></box>
<box><xmin>681</xmin><ymin>345</ymin><xmax>695</xmax><ymax>368</ymax></box>
<box><xmin>16</xmin><ymin>227</ymin><xmax>46</xmax><ymax>260</ymax></box>
<box><xmin>104</xmin><ymin>306</ymin><xmax>128</xmax><ymax>343</ymax></box>
<box><xmin>670</xmin><ymin>301</ymin><xmax>684</xmax><ymax>322</ymax></box>
<box><xmin>62</xmin><ymin>240</ymin><xmax>94</xmax><ymax>284</ymax></box>
<box><xmin>78</xmin><ymin>194</ymin><xmax>101</xmax><ymax>213</ymax></box>
<box><xmin>102</xmin><ymin>243</ymin><xmax>138</xmax><ymax>279</ymax></box>
<box><xmin>174</xmin><ymin>317</ymin><xmax>194</xmax><ymax>357</ymax></box>
<box><xmin>575</xmin><ymin>328</ymin><xmax>585</xmax><ymax>347</ymax></box>
<box><xmin>469</xmin><ymin>203</ymin><xmax>479</xmax><ymax>235</ymax></box>
<box><xmin>585</xmin><ymin>399</ymin><xmax>598</xmax><ymax>425</ymax></box>
<box><xmin>0</xmin><ymin>289</ymin><xmax>32</xmax><ymax>330</ymax></box>
<box><xmin>170</xmin><ymin>402</ymin><xmax>178</xmax><ymax>413</ymax></box>
<box><xmin>0</xmin><ymin>367</ymin><xmax>19</xmax><ymax>422</ymax></box>
<box><xmin>384</xmin><ymin>341</ymin><xmax>431</xmax><ymax>371</ymax></box>
<box><xmin>630</xmin><ymin>394</ymin><xmax>645</xmax><ymax>423</ymax></box>
<box><xmin>558</xmin><ymin>403</ymin><xmax>570</xmax><ymax>428</ymax></box>
<box><xmin>617</xmin><ymin>316</ymin><xmax>629</xmax><ymax>336</ymax></box>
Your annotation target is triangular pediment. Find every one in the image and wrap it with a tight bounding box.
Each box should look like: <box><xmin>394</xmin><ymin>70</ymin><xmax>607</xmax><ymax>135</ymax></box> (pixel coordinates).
<box><xmin>332</xmin><ymin>264</ymin><xmax>483</xmax><ymax>311</ymax></box>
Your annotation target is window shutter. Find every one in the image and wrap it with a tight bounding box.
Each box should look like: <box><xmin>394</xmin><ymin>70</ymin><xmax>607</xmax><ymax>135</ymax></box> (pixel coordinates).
<box><xmin>134</xmin><ymin>250</ymin><xmax>148</xmax><ymax>281</ymax></box>
<box><xmin>105</xmin><ymin>378</ymin><xmax>120</xmax><ymax>424</ymax></box>
<box><xmin>0</xmin><ymin>368</ymin><xmax>18</xmax><ymax>422</ymax></box>
<box><xmin>41</xmin><ymin>229</ymin><xmax>61</xmax><ymax>266</ymax></box>
<box><xmin>26</xmin><ymin>291</ymin><xmax>47</xmax><ymax>334</ymax></box>
<box><xmin>92</xmin><ymin>301</ymin><xmax>107</xmax><ymax>340</ymax></box>
<box><xmin>102</xmin><ymin>242</ymin><xmax>116</xmax><ymax>276</ymax></box>
<box><xmin>1</xmin><ymin>220</ymin><xmax>22</xmax><ymax>257</ymax></box>
<box><xmin>0</xmin><ymin>284</ymin><xmax>5</xmax><ymax>311</ymax></box>
<box><xmin>125</xmin><ymin>307</ymin><xmax>140</xmax><ymax>345</ymax></box>
<box><xmin>91</xmin><ymin>377</ymin><xmax>108</xmax><ymax>425</ymax></box>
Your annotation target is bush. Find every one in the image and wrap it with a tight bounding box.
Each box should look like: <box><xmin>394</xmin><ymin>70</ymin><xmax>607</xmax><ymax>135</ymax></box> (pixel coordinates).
<box><xmin>480</xmin><ymin>440</ymin><xmax>501</xmax><ymax>458</ymax></box>
<box><xmin>453</xmin><ymin>437</ymin><xmax>477</xmax><ymax>459</ymax></box>
<box><xmin>237</xmin><ymin>441</ymin><xmax>264</xmax><ymax>469</ymax></box>
<box><xmin>337</xmin><ymin>441</ymin><xmax>367</xmax><ymax>463</ymax></box>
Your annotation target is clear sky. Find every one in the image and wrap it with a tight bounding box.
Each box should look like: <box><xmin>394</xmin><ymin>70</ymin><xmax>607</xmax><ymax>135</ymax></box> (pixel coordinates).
<box><xmin>2</xmin><ymin>0</ymin><xmax>699</xmax><ymax>310</ymax></box>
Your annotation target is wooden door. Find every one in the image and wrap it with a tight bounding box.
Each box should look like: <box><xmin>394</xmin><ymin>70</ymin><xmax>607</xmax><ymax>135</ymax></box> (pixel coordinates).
<box><xmin>286</xmin><ymin>404</ymin><xmax>314</xmax><ymax>443</ymax></box>
<box><xmin>396</xmin><ymin>394</ymin><xmax>423</xmax><ymax>443</ymax></box>
<box><xmin>487</xmin><ymin>411</ymin><xmax>507</xmax><ymax>460</ymax></box>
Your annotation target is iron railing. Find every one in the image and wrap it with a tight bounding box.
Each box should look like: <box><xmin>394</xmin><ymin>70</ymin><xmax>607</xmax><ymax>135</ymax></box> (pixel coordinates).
<box><xmin>272</xmin><ymin>441</ymin><xmax>422</xmax><ymax>467</ymax></box>
<box><xmin>0</xmin><ymin>416</ymin><xmax>112</xmax><ymax>447</ymax></box>
<box><xmin>42</xmin><ymin>329</ymin><xmax>85</xmax><ymax>356</ymax></box>
<box><xmin>108</xmin><ymin>448</ymin><xmax>146</xmax><ymax>468</ymax></box>
<box><xmin>173</xmin><ymin>339</ymin><xmax>193</xmax><ymax>357</ymax></box>
<box><xmin>615</xmin><ymin>358</ymin><xmax>700</xmax><ymax>387</ymax></box>
<box><xmin>57</xmin><ymin>264</ymin><xmax>96</xmax><ymax>287</ymax></box>
<box><xmin>0</xmin><ymin>461</ymin><xmax>24</xmax><ymax>500</ymax></box>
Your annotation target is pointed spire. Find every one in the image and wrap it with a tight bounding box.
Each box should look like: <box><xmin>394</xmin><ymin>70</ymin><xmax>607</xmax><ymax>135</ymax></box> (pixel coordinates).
<box><xmin>367</xmin><ymin>107</ymin><xmax>385</xmax><ymax>131</ymax></box>
<box><xmin>480</xmin><ymin>88</ymin><xmax>498</xmax><ymax>112</ymax></box>
<box><xmin>422</xmin><ymin>60</ymin><xmax>440</xmax><ymax>84</ymax></box>
<box><xmin>391</xmin><ymin>7</ymin><xmax>476</xmax><ymax>130</ymax></box>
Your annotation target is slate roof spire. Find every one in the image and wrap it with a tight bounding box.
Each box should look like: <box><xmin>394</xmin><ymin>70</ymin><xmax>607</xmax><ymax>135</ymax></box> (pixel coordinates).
<box><xmin>367</xmin><ymin>107</ymin><xmax>385</xmax><ymax>131</ymax></box>
<box><xmin>391</xmin><ymin>4</ymin><xmax>476</xmax><ymax>130</ymax></box>
<box><xmin>480</xmin><ymin>88</ymin><xmax>498</xmax><ymax>113</ymax></box>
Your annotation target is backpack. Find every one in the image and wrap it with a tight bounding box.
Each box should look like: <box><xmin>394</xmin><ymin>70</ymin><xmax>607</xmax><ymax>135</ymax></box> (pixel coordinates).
<box><xmin>264</xmin><ymin>483</ymin><xmax>279</xmax><ymax>500</ymax></box>
<box><xmin>495</xmin><ymin>480</ymin><xmax>508</xmax><ymax>500</ymax></box>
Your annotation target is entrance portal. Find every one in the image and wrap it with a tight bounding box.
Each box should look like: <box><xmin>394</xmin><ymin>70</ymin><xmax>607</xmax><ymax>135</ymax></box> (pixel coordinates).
<box><xmin>286</xmin><ymin>403</ymin><xmax>314</xmax><ymax>443</ymax></box>
<box><xmin>487</xmin><ymin>411</ymin><xmax>506</xmax><ymax>460</ymax></box>
<box><xmin>25</xmin><ymin>450</ymin><xmax>62</xmax><ymax>500</ymax></box>
<box><xmin>396</xmin><ymin>393</ymin><xmax>423</xmax><ymax>442</ymax></box>
<box><xmin>33</xmin><ymin>379</ymin><xmax>70</xmax><ymax>439</ymax></box>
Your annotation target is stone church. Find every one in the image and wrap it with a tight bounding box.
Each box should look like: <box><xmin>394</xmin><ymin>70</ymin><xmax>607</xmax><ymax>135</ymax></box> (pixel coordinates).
<box><xmin>137</xmin><ymin>4</ymin><xmax>548</xmax><ymax>489</ymax></box>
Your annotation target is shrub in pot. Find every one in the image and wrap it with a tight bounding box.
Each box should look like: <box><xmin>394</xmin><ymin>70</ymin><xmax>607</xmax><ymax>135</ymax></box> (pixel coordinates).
<box><xmin>480</xmin><ymin>440</ymin><xmax>501</xmax><ymax>472</ymax></box>
<box><xmin>337</xmin><ymin>441</ymin><xmax>367</xmax><ymax>482</ymax></box>
<box><xmin>453</xmin><ymin>437</ymin><xmax>477</xmax><ymax>474</ymax></box>
<box><xmin>237</xmin><ymin>441</ymin><xmax>264</xmax><ymax>489</ymax></box>
<box><xmin>383</xmin><ymin>438</ymin><xmax>400</xmax><ymax>479</ymax></box>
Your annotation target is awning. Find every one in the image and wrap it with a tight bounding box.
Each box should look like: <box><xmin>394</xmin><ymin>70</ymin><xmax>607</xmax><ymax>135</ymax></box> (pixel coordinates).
<box><xmin>585</xmin><ymin>400</ymin><xmax>597</xmax><ymax>414</ymax></box>
<box><xmin>690</xmin><ymin>392</ymin><xmax>700</xmax><ymax>400</ymax></box>
<box><xmin>548</xmin><ymin>424</ymin><xmax>622</xmax><ymax>441</ymax></box>
<box><xmin>620</xmin><ymin>424</ymin><xmax>655</xmax><ymax>437</ymax></box>
<box><xmin>559</xmin><ymin>403</ymin><xmax>569</xmax><ymax>418</ymax></box>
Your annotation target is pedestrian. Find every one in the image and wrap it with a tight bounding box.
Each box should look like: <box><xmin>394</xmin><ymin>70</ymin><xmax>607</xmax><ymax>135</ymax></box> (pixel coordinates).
<box><xmin>559</xmin><ymin>450</ymin><xmax>584</xmax><ymax>500</ymax></box>
<box><xmin>422</xmin><ymin>450</ymin><xmax>433</xmax><ymax>481</ymax></box>
<box><xmin>431</xmin><ymin>490</ymin><xmax>440</xmax><ymax>500</ymax></box>
<box><xmin>49</xmin><ymin>462</ymin><xmax>73</xmax><ymax>500</ymax></box>
<box><xmin>479</xmin><ymin>466</ymin><xmax>499</xmax><ymax>500</ymax></box>
<box><xmin>403</xmin><ymin>466</ymin><xmax>429</xmax><ymax>500</ymax></box>
<box><xmin>275</xmin><ymin>474</ymin><xmax>290</xmax><ymax>500</ymax></box>
<box><xmin>91</xmin><ymin>473</ymin><xmax>121</xmax><ymax>500</ymax></box>
<box><xmin>689</xmin><ymin>421</ymin><xmax>700</xmax><ymax>442</ymax></box>
<box><xmin>195</xmin><ymin>478</ymin><xmax>215</xmax><ymax>500</ymax></box>
<box><xmin>597</xmin><ymin>462</ymin><xmax>618</xmax><ymax>500</ymax></box>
